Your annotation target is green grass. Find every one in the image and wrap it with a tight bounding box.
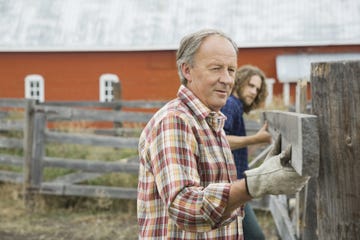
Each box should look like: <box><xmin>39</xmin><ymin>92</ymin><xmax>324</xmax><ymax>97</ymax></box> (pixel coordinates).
<box><xmin>0</xmin><ymin>183</ymin><xmax>279</xmax><ymax>240</ymax></box>
<box><xmin>0</xmin><ymin>183</ymin><xmax>138</xmax><ymax>240</ymax></box>
<box><xmin>0</xmin><ymin>109</ymin><xmax>281</xmax><ymax>239</ymax></box>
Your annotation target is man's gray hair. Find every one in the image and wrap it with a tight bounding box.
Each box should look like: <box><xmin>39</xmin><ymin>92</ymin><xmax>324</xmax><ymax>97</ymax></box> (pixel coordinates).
<box><xmin>176</xmin><ymin>29</ymin><xmax>238</xmax><ymax>85</ymax></box>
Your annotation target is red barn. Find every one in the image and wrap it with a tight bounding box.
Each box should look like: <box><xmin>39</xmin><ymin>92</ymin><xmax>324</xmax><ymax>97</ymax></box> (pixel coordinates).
<box><xmin>1</xmin><ymin>46</ymin><xmax>360</xmax><ymax>104</ymax></box>
<box><xmin>1</xmin><ymin>1</ymin><xmax>360</xmax><ymax>105</ymax></box>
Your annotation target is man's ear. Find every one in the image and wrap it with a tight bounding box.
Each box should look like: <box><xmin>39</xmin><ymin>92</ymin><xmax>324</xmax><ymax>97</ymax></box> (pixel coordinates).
<box><xmin>181</xmin><ymin>63</ymin><xmax>192</xmax><ymax>82</ymax></box>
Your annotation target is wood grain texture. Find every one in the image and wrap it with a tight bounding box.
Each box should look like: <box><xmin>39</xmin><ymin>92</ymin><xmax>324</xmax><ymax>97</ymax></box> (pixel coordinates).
<box><xmin>263</xmin><ymin>110</ymin><xmax>319</xmax><ymax>177</ymax></box>
<box><xmin>312</xmin><ymin>60</ymin><xmax>360</xmax><ymax>240</ymax></box>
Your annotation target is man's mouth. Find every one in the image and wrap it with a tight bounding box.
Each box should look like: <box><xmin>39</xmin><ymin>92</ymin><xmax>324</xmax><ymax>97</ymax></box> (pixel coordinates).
<box><xmin>216</xmin><ymin>89</ymin><xmax>229</xmax><ymax>97</ymax></box>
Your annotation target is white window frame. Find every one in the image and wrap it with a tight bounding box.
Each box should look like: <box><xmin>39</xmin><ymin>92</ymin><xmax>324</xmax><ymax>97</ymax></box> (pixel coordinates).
<box><xmin>99</xmin><ymin>73</ymin><xmax>119</xmax><ymax>102</ymax></box>
<box><xmin>24</xmin><ymin>74</ymin><xmax>45</xmax><ymax>102</ymax></box>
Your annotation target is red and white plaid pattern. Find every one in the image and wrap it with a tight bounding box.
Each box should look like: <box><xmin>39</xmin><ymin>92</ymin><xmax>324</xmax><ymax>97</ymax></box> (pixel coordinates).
<box><xmin>137</xmin><ymin>85</ymin><xmax>244</xmax><ymax>239</ymax></box>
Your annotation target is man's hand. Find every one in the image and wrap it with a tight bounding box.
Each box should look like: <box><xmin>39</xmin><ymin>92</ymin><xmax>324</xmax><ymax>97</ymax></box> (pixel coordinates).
<box><xmin>244</xmin><ymin>135</ymin><xmax>310</xmax><ymax>198</ymax></box>
<box><xmin>255</xmin><ymin>121</ymin><xmax>272</xmax><ymax>144</ymax></box>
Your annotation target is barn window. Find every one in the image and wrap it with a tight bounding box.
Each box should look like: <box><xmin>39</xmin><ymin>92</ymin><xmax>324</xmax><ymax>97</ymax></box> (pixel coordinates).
<box><xmin>99</xmin><ymin>73</ymin><xmax>119</xmax><ymax>102</ymax></box>
<box><xmin>24</xmin><ymin>74</ymin><xmax>45</xmax><ymax>102</ymax></box>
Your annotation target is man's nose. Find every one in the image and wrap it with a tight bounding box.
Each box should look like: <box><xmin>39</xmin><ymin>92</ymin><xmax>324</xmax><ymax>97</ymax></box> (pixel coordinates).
<box><xmin>250</xmin><ymin>87</ymin><xmax>258</xmax><ymax>95</ymax></box>
<box><xmin>220</xmin><ymin>71</ymin><xmax>234</xmax><ymax>85</ymax></box>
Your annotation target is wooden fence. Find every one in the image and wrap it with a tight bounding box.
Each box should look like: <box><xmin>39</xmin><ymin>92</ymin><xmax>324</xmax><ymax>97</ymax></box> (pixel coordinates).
<box><xmin>0</xmin><ymin>98</ymin><xmax>262</xmax><ymax>200</ymax></box>
<box><xmin>0</xmin><ymin>99</ymin><xmax>166</xmax><ymax>199</ymax></box>
<box><xmin>1</xmin><ymin>61</ymin><xmax>358</xmax><ymax>240</ymax></box>
<box><xmin>254</xmin><ymin>60</ymin><xmax>359</xmax><ymax>240</ymax></box>
<box><xmin>0</xmin><ymin>96</ymin><xmax>305</xmax><ymax>239</ymax></box>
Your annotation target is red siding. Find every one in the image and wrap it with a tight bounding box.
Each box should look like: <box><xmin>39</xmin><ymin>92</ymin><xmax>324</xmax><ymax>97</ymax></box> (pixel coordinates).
<box><xmin>1</xmin><ymin>45</ymin><xmax>359</xmax><ymax>103</ymax></box>
<box><xmin>0</xmin><ymin>51</ymin><xmax>178</xmax><ymax>101</ymax></box>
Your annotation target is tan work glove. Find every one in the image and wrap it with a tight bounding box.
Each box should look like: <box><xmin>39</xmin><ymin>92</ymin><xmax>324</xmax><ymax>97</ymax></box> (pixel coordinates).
<box><xmin>244</xmin><ymin>135</ymin><xmax>310</xmax><ymax>199</ymax></box>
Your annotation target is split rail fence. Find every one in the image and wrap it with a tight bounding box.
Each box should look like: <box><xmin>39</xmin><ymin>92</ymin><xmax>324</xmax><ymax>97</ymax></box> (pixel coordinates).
<box><xmin>0</xmin><ymin>60</ymin><xmax>358</xmax><ymax>240</ymax></box>
<box><xmin>0</xmin><ymin>96</ymin><xmax>307</xmax><ymax>239</ymax></box>
<box><xmin>0</xmin><ymin>99</ymin><xmax>166</xmax><ymax>200</ymax></box>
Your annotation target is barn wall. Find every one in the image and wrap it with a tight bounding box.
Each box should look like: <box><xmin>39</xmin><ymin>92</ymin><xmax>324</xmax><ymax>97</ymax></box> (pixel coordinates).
<box><xmin>0</xmin><ymin>51</ymin><xmax>178</xmax><ymax>101</ymax></box>
<box><xmin>0</xmin><ymin>45</ymin><xmax>359</xmax><ymax>103</ymax></box>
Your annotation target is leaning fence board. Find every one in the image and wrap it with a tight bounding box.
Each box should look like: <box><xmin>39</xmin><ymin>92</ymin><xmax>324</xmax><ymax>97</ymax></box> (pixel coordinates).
<box><xmin>43</xmin><ymin>157</ymin><xmax>139</xmax><ymax>173</ymax></box>
<box><xmin>262</xmin><ymin>111</ymin><xmax>319</xmax><ymax>176</ymax></box>
<box><xmin>269</xmin><ymin>195</ymin><xmax>297</xmax><ymax>240</ymax></box>
<box><xmin>35</xmin><ymin>105</ymin><xmax>154</xmax><ymax>122</ymax></box>
<box><xmin>249</xmin><ymin>196</ymin><xmax>270</xmax><ymax>211</ymax></box>
<box><xmin>40</xmin><ymin>182</ymin><xmax>137</xmax><ymax>199</ymax></box>
<box><xmin>45</xmin><ymin>131</ymin><xmax>139</xmax><ymax>148</ymax></box>
<box><xmin>248</xmin><ymin>145</ymin><xmax>271</xmax><ymax>169</ymax></box>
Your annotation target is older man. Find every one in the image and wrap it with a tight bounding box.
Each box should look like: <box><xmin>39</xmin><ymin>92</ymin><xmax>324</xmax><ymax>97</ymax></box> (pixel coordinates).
<box><xmin>137</xmin><ymin>29</ymin><xmax>308</xmax><ymax>239</ymax></box>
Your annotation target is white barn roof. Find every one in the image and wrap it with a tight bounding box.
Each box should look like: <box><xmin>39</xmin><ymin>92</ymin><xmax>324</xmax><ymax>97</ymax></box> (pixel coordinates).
<box><xmin>1</xmin><ymin>0</ymin><xmax>360</xmax><ymax>51</ymax></box>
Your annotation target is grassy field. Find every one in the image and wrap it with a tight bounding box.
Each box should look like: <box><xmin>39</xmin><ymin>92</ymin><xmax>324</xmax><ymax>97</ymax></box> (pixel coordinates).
<box><xmin>0</xmin><ymin>183</ymin><xmax>139</xmax><ymax>240</ymax></box>
<box><xmin>0</xmin><ymin>101</ymin><xmax>284</xmax><ymax>239</ymax></box>
<box><xmin>0</xmin><ymin>183</ymin><xmax>279</xmax><ymax>240</ymax></box>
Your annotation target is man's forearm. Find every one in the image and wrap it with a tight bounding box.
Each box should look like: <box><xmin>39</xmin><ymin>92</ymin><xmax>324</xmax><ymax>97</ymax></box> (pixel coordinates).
<box><xmin>223</xmin><ymin>179</ymin><xmax>252</xmax><ymax>218</ymax></box>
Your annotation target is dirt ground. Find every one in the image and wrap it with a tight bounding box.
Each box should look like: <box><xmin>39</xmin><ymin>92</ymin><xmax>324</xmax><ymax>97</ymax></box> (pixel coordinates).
<box><xmin>0</xmin><ymin>211</ymin><xmax>139</xmax><ymax>240</ymax></box>
<box><xmin>0</xmin><ymin>183</ymin><xmax>278</xmax><ymax>240</ymax></box>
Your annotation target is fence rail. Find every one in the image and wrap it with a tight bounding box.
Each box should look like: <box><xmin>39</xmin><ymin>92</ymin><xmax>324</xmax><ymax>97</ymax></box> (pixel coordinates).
<box><xmin>0</xmin><ymin>99</ymin><xmax>163</xmax><ymax>199</ymax></box>
<box><xmin>0</xmin><ymin>97</ymin><xmax>298</xmax><ymax>239</ymax></box>
<box><xmin>0</xmin><ymin>98</ymin><xmax>263</xmax><ymax>195</ymax></box>
<box><xmin>1</xmin><ymin>61</ymin><xmax>358</xmax><ymax>239</ymax></box>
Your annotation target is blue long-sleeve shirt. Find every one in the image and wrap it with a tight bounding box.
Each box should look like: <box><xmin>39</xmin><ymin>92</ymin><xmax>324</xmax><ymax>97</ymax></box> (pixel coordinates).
<box><xmin>221</xmin><ymin>95</ymin><xmax>248</xmax><ymax>179</ymax></box>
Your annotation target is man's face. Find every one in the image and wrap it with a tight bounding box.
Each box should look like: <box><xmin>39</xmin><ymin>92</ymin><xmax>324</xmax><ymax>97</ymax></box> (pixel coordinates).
<box><xmin>239</xmin><ymin>75</ymin><xmax>262</xmax><ymax>107</ymax></box>
<box><xmin>182</xmin><ymin>35</ymin><xmax>237</xmax><ymax>112</ymax></box>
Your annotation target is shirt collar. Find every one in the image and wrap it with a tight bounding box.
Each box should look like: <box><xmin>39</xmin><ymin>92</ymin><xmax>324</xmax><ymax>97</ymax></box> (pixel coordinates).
<box><xmin>177</xmin><ymin>85</ymin><xmax>226</xmax><ymax>132</ymax></box>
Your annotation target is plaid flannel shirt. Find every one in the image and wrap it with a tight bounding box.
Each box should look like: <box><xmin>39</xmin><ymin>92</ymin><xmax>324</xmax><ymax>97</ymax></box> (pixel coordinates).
<box><xmin>137</xmin><ymin>85</ymin><xmax>244</xmax><ymax>239</ymax></box>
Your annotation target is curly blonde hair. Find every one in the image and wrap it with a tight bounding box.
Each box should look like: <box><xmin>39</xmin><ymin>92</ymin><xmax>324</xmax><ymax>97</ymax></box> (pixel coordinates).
<box><xmin>232</xmin><ymin>65</ymin><xmax>268</xmax><ymax>113</ymax></box>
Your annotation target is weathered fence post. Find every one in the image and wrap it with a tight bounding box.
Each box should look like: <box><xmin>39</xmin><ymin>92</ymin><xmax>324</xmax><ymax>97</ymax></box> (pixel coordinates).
<box><xmin>294</xmin><ymin>79</ymin><xmax>318</xmax><ymax>240</ymax></box>
<box><xmin>31</xmin><ymin>110</ymin><xmax>46</xmax><ymax>190</ymax></box>
<box><xmin>295</xmin><ymin>79</ymin><xmax>308</xmax><ymax>114</ymax></box>
<box><xmin>264</xmin><ymin>107</ymin><xmax>319</xmax><ymax>240</ymax></box>
<box><xmin>312</xmin><ymin>60</ymin><xmax>360</xmax><ymax>239</ymax></box>
<box><xmin>23</xmin><ymin>99</ymin><xmax>36</xmax><ymax>209</ymax></box>
<box><xmin>112</xmin><ymin>81</ymin><xmax>123</xmax><ymax>129</ymax></box>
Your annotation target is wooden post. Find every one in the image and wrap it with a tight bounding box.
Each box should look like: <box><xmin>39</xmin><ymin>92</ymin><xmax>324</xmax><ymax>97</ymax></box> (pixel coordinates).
<box><xmin>112</xmin><ymin>81</ymin><xmax>122</xmax><ymax>101</ymax></box>
<box><xmin>294</xmin><ymin>79</ymin><xmax>318</xmax><ymax>240</ymax></box>
<box><xmin>31</xmin><ymin>111</ymin><xmax>46</xmax><ymax>188</ymax></box>
<box><xmin>112</xmin><ymin>81</ymin><xmax>123</xmax><ymax>129</ymax></box>
<box><xmin>263</xmin><ymin>110</ymin><xmax>319</xmax><ymax>177</ymax></box>
<box><xmin>295</xmin><ymin>79</ymin><xmax>308</xmax><ymax>113</ymax></box>
<box><xmin>23</xmin><ymin>99</ymin><xmax>36</xmax><ymax>210</ymax></box>
<box><xmin>263</xmin><ymin>109</ymin><xmax>319</xmax><ymax>240</ymax></box>
<box><xmin>295</xmin><ymin>79</ymin><xmax>307</xmax><ymax>239</ymax></box>
<box><xmin>312</xmin><ymin>61</ymin><xmax>360</xmax><ymax>239</ymax></box>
